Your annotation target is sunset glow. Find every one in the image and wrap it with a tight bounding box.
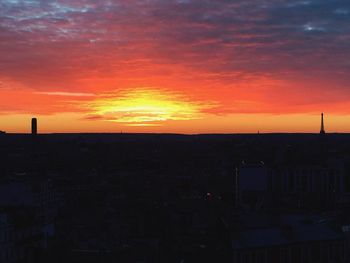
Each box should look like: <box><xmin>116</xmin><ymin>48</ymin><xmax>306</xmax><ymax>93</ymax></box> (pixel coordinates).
<box><xmin>1</xmin><ymin>0</ymin><xmax>350</xmax><ymax>133</ymax></box>
<box><xmin>86</xmin><ymin>88</ymin><xmax>216</xmax><ymax>126</ymax></box>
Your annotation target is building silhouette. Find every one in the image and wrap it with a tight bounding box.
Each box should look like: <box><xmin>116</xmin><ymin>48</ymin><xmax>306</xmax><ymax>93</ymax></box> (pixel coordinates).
<box><xmin>320</xmin><ymin>113</ymin><xmax>326</xmax><ymax>135</ymax></box>
<box><xmin>31</xmin><ymin>117</ymin><xmax>37</xmax><ymax>135</ymax></box>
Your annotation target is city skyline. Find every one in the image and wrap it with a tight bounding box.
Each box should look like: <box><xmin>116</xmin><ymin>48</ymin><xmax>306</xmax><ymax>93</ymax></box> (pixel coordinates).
<box><xmin>0</xmin><ymin>112</ymin><xmax>332</xmax><ymax>134</ymax></box>
<box><xmin>1</xmin><ymin>0</ymin><xmax>350</xmax><ymax>133</ymax></box>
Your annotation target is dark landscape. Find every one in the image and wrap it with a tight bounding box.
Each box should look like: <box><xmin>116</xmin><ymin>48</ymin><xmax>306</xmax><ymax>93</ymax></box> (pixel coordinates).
<box><xmin>1</xmin><ymin>131</ymin><xmax>350</xmax><ymax>262</ymax></box>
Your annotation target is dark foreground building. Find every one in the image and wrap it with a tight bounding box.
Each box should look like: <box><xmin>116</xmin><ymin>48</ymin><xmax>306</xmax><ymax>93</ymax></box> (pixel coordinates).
<box><xmin>1</xmin><ymin>130</ymin><xmax>350</xmax><ymax>262</ymax></box>
<box><xmin>232</xmin><ymin>214</ymin><xmax>346</xmax><ymax>263</ymax></box>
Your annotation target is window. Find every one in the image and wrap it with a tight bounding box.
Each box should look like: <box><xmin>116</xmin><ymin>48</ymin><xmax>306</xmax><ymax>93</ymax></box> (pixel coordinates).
<box><xmin>258</xmin><ymin>251</ymin><xmax>265</xmax><ymax>263</ymax></box>
<box><xmin>280</xmin><ymin>248</ymin><xmax>290</xmax><ymax>263</ymax></box>
<box><xmin>242</xmin><ymin>253</ymin><xmax>248</xmax><ymax>263</ymax></box>
<box><xmin>288</xmin><ymin>172</ymin><xmax>294</xmax><ymax>191</ymax></box>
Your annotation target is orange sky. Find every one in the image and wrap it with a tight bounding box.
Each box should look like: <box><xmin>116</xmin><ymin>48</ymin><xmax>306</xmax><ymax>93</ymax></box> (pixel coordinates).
<box><xmin>1</xmin><ymin>0</ymin><xmax>350</xmax><ymax>133</ymax></box>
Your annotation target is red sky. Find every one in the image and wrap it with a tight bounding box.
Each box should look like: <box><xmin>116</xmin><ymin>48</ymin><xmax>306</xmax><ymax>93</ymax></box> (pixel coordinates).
<box><xmin>1</xmin><ymin>0</ymin><xmax>350</xmax><ymax>133</ymax></box>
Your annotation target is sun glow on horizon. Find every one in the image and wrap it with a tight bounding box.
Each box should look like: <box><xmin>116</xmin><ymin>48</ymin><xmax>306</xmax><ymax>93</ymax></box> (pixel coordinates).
<box><xmin>86</xmin><ymin>88</ymin><xmax>217</xmax><ymax>126</ymax></box>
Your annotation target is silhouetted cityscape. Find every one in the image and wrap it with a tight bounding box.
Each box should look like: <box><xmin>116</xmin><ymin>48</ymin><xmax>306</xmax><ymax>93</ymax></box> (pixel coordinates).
<box><xmin>1</xmin><ymin>115</ymin><xmax>350</xmax><ymax>262</ymax></box>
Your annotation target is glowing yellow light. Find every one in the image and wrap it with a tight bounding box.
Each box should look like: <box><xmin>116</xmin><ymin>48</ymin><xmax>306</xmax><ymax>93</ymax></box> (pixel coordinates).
<box><xmin>87</xmin><ymin>88</ymin><xmax>215</xmax><ymax>126</ymax></box>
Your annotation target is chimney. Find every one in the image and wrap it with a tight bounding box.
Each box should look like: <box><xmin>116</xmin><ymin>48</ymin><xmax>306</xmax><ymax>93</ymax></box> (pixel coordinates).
<box><xmin>31</xmin><ymin>118</ymin><xmax>37</xmax><ymax>135</ymax></box>
<box><xmin>320</xmin><ymin>113</ymin><xmax>325</xmax><ymax>135</ymax></box>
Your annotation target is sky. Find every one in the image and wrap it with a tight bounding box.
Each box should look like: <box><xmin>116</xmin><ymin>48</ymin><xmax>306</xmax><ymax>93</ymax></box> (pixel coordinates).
<box><xmin>1</xmin><ymin>0</ymin><xmax>350</xmax><ymax>133</ymax></box>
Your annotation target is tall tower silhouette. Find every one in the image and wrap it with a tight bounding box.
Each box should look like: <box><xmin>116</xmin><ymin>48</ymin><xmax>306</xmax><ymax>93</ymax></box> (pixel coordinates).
<box><xmin>31</xmin><ymin>118</ymin><xmax>37</xmax><ymax>135</ymax></box>
<box><xmin>320</xmin><ymin>113</ymin><xmax>325</xmax><ymax>135</ymax></box>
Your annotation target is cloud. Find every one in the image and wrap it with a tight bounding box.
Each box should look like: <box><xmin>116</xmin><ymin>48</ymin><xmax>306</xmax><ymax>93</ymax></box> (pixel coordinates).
<box><xmin>34</xmin><ymin>91</ymin><xmax>95</xmax><ymax>97</ymax></box>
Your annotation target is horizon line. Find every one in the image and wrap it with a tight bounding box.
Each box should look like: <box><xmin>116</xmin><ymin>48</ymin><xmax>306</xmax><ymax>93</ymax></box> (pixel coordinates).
<box><xmin>0</xmin><ymin>131</ymin><xmax>344</xmax><ymax>136</ymax></box>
